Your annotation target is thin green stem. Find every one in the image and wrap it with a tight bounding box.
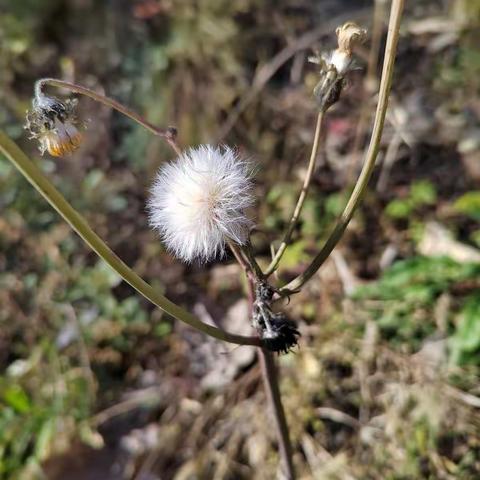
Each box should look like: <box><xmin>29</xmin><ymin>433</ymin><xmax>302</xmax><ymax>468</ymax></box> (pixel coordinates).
<box><xmin>346</xmin><ymin>0</ymin><xmax>387</xmax><ymax>184</ymax></box>
<box><xmin>264</xmin><ymin>110</ymin><xmax>324</xmax><ymax>276</ymax></box>
<box><xmin>35</xmin><ymin>78</ymin><xmax>182</xmax><ymax>156</ymax></box>
<box><xmin>279</xmin><ymin>0</ymin><xmax>405</xmax><ymax>295</ymax></box>
<box><xmin>0</xmin><ymin>132</ymin><xmax>260</xmax><ymax>347</ymax></box>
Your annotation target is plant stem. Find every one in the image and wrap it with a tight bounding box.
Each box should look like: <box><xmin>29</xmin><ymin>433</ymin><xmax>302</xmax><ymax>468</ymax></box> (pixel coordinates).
<box><xmin>225</xmin><ymin>263</ymin><xmax>293</xmax><ymax>479</ymax></box>
<box><xmin>279</xmin><ymin>0</ymin><xmax>405</xmax><ymax>295</ymax></box>
<box><xmin>227</xmin><ymin>240</ymin><xmax>257</xmax><ymax>307</ymax></box>
<box><xmin>346</xmin><ymin>0</ymin><xmax>387</xmax><ymax>184</ymax></box>
<box><xmin>259</xmin><ymin>348</ymin><xmax>295</xmax><ymax>479</ymax></box>
<box><xmin>228</xmin><ymin>241</ymin><xmax>251</xmax><ymax>275</ymax></box>
<box><xmin>0</xmin><ymin>132</ymin><xmax>261</xmax><ymax>347</ymax></box>
<box><xmin>241</xmin><ymin>242</ymin><xmax>265</xmax><ymax>280</ymax></box>
<box><xmin>265</xmin><ymin>110</ymin><xmax>324</xmax><ymax>276</ymax></box>
<box><xmin>35</xmin><ymin>78</ymin><xmax>182</xmax><ymax>155</ymax></box>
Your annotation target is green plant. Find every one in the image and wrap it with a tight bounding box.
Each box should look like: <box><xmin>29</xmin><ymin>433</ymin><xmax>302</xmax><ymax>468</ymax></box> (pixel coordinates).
<box><xmin>385</xmin><ymin>180</ymin><xmax>437</xmax><ymax>220</ymax></box>
<box><xmin>0</xmin><ymin>2</ymin><xmax>405</xmax><ymax>477</ymax></box>
<box><xmin>450</xmin><ymin>294</ymin><xmax>480</xmax><ymax>366</ymax></box>
<box><xmin>0</xmin><ymin>343</ymin><xmax>93</xmax><ymax>479</ymax></box>
<box><xmin>354</xmin><ymin>256</ymin><xmax>480</xmax><ymax>365</ymax></box>
<box><xmin>454</xmin><ymin>191</ymin><xmax>480</xmax><ymax>222</ymax></box>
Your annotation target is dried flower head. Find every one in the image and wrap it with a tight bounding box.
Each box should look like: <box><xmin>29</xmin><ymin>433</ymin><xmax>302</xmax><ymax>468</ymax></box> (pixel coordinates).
<box><xmin>309</xmin><ymin>21</ymin><xmax>367</xmax><ymax>110</ymax></box>
<box><xmin>25</xmin><ymin>93</ymin><xmax>82</xmax><ymax>157</ymax></box>
<box><xmin>260</xmin><ymin>313</ymin><xmax>300</xmax><ymax>354</ymax></box>
<box><xmin>336</xmin><ymin>22</ymin><xmax>367</xmax><ymax>56</ymax></box>
<box><xmin>330</xmin><ymin>22</ymin><xmax>367</xmax><ymax>75</ymax></box>
<box><xmin>252</xmin><ymin>282</ymin><xmax>300</xmax><ymax>354</ymax></box>
<box><xmin>148</xmin><ymin>145</ymin><xmax>254</xmax><ymax>263</ymax></box>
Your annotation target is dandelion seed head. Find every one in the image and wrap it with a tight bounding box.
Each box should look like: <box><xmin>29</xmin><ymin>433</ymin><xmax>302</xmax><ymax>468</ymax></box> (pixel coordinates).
<box><xmin>148</xmin><ymin>145</ymin><xmax>254</xmax><ymax>263</ymax></box>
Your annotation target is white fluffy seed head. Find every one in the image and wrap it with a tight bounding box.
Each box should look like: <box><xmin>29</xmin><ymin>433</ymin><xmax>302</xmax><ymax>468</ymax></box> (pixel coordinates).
<box><xmin>148</xmin><ymin>145</ymin><xmax>254</xmax><ymax>263</ymax></box>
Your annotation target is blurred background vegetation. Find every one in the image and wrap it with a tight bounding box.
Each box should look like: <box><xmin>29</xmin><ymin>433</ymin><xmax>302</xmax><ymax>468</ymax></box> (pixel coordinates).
<box><xmin>1</xmin><ymin>0</ymin><xmax>480</xmax><ymax>478</ymax></box>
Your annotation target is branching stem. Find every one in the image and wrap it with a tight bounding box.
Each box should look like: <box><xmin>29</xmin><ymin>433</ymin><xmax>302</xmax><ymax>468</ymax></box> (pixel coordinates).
<box><xmin>227</xmin><ymin>248</ymin><xmax>295</xmax><ymax>478</ymax></box>
<box><xmin>279</xmin><ymin>0</ymin><xmax>405</xmax><ymax>295</ymax></box>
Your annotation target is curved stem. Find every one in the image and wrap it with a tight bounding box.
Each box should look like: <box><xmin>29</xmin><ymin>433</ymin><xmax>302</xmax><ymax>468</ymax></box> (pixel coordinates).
<box><xmin>279</xmin><ymin>0</ymin><xmax>405</xmax><ymax>295</ymax></box>
<box><xmin>259</xmin><ymin>348</ymin><xmax>296</xmax><ymax>479</ymax></box>
<box><xmin>346</xmin><ymin>0</ymin><xmax>387</xmax><ymax>184</ymax></box>
<box><xmin>264</xmin><ymin>111</ymin><xmax>324</xmax><ymax>276</ymax></box>
<box><xmin>0</xmin><ymin>132</ymin><xmax>260</xmax><ymax>347</ymax></box>
<box><xmin>35</xmin><ymin>78</ymin><xmax>182</xmax><ymax>156</ymax></box>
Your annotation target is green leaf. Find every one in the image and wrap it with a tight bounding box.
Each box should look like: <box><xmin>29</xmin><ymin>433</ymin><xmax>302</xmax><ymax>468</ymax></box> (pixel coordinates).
<box><xmin>450</xmin><ymin>295</ymin><xmax>480</xmax><ymax>365</ymax></box>
<box><xmin>2</xmin><ymin>385</ymin><xmax>31</xmax><ymax>413</ymax></box>
<box><xmin>354</xmin><ymin>257</ymin><xmax>480</xmax><ymax>353</ymax></box>
<box><xmin>385</xmin><ymin>198</ymin><xmax>413</xmax><ymax>219</ymax></box>
<box><xmin>34</xmin><ymin>418</ymin><xmax>56</xmax><ymax>460</ymax></box>
<box><xmin>410</xmin><ymin>180</ymin><xmax>437</xmax><ymax>206</ymax></box>
<box><xmin>453</xmin><ymin>191</ymin><xmax>480</xmax><ymax>221</ymax></box>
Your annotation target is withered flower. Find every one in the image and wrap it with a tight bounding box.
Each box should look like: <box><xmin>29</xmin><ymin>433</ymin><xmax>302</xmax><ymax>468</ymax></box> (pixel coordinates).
<box><xmin>309</xmin><ymin>22</ymin><xmax>367</xmax><ymax>110</ymax></box>
<box><xmin>252</xmin><ymin>282</ymin><xmax>300</xmax><ymax>354</ymax></box>
<box><xmin>25</xmin><ymin>93</ymin><xmax>82</xmax><ymax>157</ymax></box>
<box><xmin>336</xmin><ymin>22</ymin><xmax>368</xmax><ymax>56</ymax></box>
